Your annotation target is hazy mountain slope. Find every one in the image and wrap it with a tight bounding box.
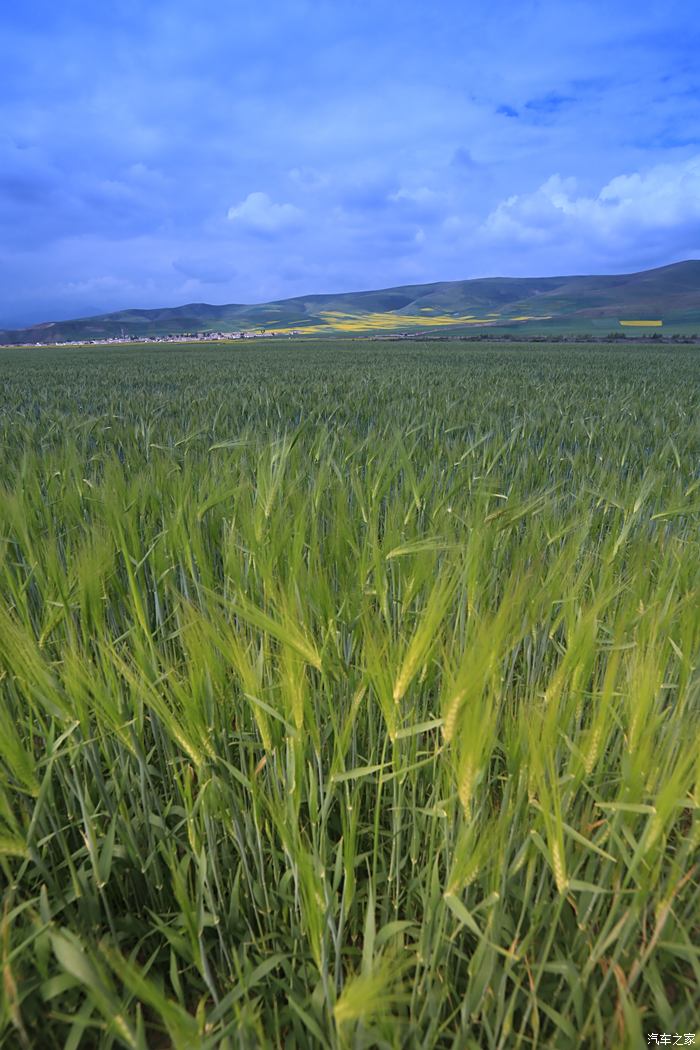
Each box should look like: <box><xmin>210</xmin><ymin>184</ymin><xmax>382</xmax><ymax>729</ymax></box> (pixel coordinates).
<box><xmin>2</xmin><ymin>261</ymin><xmax>699</xmax><ymax>343</ymax></box>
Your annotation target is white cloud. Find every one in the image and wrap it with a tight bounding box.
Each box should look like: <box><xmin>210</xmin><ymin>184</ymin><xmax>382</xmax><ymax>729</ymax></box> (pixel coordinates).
<box><xmin>479</xmin><ymin>155</ymin><xmax>700</xmax><ymax>250</ymax></box>
<box><xmin>226</xmin><ymin>191</ymin><xmax>303</xmax><ymax>233</ymax></box>
<box><xmin>388</xmin><ymin>186</ymin><xmax>442</xmax><ymax>207</ymax></box>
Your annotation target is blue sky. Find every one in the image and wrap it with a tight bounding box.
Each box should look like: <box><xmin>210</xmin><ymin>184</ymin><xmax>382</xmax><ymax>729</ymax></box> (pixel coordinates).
<box><xmin>2</xmin><ymin>0</ymin><xmax>700</xmax><ymax>326</ymax></box>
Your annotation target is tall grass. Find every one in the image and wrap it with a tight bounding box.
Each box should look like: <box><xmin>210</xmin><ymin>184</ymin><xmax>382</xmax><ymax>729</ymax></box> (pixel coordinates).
<box><xmin>0</xmin><ymin>340</ymin><xmax>698</xmax><ymax>1048</ymax></box>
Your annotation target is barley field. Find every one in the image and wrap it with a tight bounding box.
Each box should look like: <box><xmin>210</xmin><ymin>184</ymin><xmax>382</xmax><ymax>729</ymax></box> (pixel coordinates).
<box><xmin>0</xmin><ymin>340</ymin><xmax>698</xmax><ymax>1049</ymax></box>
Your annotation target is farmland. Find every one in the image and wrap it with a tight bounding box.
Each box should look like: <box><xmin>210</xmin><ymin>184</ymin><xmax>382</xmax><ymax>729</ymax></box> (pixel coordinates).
<box><xmin>0</xmin><ymin>340</ymin><xmax>698</xmax><ymax>1048</ymax></box>
<box><xmin>3</xmin><ymin>260</ymin><xmax>700</xmax><ymax>345</ymax></box>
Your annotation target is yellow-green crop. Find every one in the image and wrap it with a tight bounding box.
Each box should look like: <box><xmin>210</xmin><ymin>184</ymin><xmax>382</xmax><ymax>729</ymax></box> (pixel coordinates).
<box><xmin>0</xmin><ymin>339</ymin><xmax>698</xmax><ymax>1048</ymax></box>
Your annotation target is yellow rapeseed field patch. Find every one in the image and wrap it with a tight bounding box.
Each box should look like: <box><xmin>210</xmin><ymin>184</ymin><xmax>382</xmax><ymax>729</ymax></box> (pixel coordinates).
<box><xmin>619</xmin><ymin>319</ymin><xmax>663</xmax><ymax>326</ymax></box>
<box><xmin>258</xmin><ymin>311</ymin><xmax>505</xmax><ymax>334</ymax></box>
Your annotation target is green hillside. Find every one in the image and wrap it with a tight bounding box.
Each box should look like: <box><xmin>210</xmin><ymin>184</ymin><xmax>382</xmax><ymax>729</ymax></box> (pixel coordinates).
<box><xmin>3</xmin><ymin>260</ymin><xmax>700</xmax><ymax>343</ymax></box>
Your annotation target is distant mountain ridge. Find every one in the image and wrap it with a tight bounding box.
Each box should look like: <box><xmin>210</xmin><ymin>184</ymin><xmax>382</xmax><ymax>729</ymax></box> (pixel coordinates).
<box><xmin>3</xmin><ymin>260</ymin><xmax>700</xmax><ymax>343</ymax></box>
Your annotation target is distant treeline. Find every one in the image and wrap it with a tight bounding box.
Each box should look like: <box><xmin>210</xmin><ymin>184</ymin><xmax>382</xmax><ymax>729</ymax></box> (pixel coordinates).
<box><xmin>374</xmin><ymin>331</ymin><xmax>700</xmax><ymax>343</ymax></box>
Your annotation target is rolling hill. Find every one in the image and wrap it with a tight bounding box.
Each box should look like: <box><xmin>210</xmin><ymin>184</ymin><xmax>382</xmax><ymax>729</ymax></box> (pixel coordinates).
<box><xmin>2</xmin><ymin>260</ymin><xmax>700</xmax><ymax>343</ymax></box>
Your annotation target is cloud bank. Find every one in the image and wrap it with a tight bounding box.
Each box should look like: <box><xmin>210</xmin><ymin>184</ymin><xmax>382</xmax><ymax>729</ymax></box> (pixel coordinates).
<box><xmin>1</xmin><ymin>0</ymin><xmax>700</xmax><ymax>325</ymax></box>
<box><xmin>475</xmin><ymin>156</ymin><xmax>700</xmax><ymax>272</ymax></box>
